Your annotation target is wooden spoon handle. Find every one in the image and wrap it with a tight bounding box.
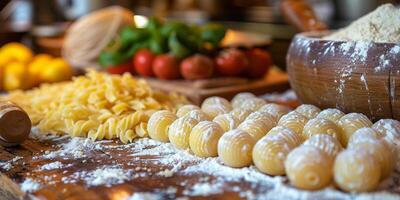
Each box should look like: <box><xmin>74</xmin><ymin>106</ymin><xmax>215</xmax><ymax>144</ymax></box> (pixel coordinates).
<box><xmin>280</xmin><ymin>0</ymin><xmax>327</xmax><ymax>32</ymax></box>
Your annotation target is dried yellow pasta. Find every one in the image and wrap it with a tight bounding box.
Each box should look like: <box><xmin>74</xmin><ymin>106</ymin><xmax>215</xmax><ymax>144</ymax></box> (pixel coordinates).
<box><xmin>253</xmin><ymin>136</ymin><xmax>292</xmax><ymax>175</ymax></box>
<box><xmin>189</xmin><ymin>121</ymin><xmax>224</xmax><ymax>157</ymax></box>
<box><xmin>213</xmin><ymin>113</ymin><xmax>239</xmax><ymax>132</ymax></box>
<box><xmin>218</xmin><ymin>129</ymin><xmax>256</xmax><ymax>168</ymax></box>
<box><xmin>229</xmin><ymin>108</ymin><xmax>252</xmax><ymax>123</ymax></box>
<box><xmin>231</xmin><ymin>92</ymin><xmax>256</xmax><ymax>108</ymax></box>
<box><xmin>303</xmin><ymin>134</ymin><xmax>343</xmax><ymax>161</ymax></box>
<box><xmin>176</xmin><ymin>105</ymin><xmax>200</xmax><ymax>118</ymax></box>
<box><xmin>295</xmin><ymin>104</ymin><xmax>321</xmax><ymax>119</ymax></box>
<box><xmin>316</xmin><ymin>108</ymin><xmax>345</xmax><ymax>123</ymax></box>
<box><xmin>285</xmin><ymin>146</ymin><xmax>333</xmax><ymax>190</ymax></box>
<box><xmin>88</xmin><ymin>111</ymin><xmax>147</xmax><ymax>143</ymax></box>
<box><xmin>4</xmin><ymin>71</ymin><xmax>188</xmax><ymax>143</ymax></box>
<box><xmin>337</xmin><ymin>113</ymin><xmax>373</xmax><ymax>146</ymax></box>
<box><xmin>266</xmin><ymin>126</ymin><xmax>303</xmax><ymax>148</ymax></box>
<box><xmin>135</xmin><ymin>122</ymin><xmax>148</xmax><ymax>138</ymax></box>
<box><xmin>278</xmin><ymin>111</ymin><xmax>309</xmax><ymax>135</ymax></box>
<box><xmin>334</xmin><ymin>149</ymin><xmax>381</xmax><ymax>192</ymax></box>
<box><xmin>258</xmin><ymin>103</ymin><xmax>291</xmax><ymax>121</ymax></box>
<box><xmin>147</xmin><ymin>110</ymin><xmax>177</xmax><ymax>142</ymax></box>
<box><xmin>302</xmin><ymin>118</ymin><xmax>343</xmax><ymax>145</ymax></box>
<box><xmin>168</xmin><ymin>116</ymin><xmax>199</xmax><ymax>149</ymax></box>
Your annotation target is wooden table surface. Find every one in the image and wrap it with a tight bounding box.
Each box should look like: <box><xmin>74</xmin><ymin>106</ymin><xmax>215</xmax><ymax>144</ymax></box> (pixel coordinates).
<box><xmin>1</xmin><ymin>131</ymin><xmax>400</xmax><ymax>200</ymax></box>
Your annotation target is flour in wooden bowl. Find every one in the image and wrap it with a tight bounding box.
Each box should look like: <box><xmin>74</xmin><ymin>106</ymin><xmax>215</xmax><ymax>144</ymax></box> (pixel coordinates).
<box><xmin>324</xmin><ymin>4</ymin><xmax>400</xmax><ymax>43</ymax></box>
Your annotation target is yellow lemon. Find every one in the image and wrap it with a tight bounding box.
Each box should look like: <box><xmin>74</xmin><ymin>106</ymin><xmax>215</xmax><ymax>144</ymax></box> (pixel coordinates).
<box><xmin>3</xmin><ymin>62</ymin><xmax>29</xmax><ymax>91</ymax></box>
<box><xmin>1</xmin><ymin>43</ymin><xmax>33</xmax><ymax>63</ymax></box>
<box><xmin>41</xmin><ymin>58</ymin><xmax>73</xmax><ymax>83</ymax></box>
<box><xmin>28</xmin><ymin>54</ymin><xmax>53</xmax><ymax>86</ymax></box>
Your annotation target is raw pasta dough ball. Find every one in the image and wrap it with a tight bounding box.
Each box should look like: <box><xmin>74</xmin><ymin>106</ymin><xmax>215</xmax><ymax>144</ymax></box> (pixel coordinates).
<box><xmin>168</xmin><ymin>116</ymin><xmax>199</xmax><ymax>149</ymax></box>
<box><xmin>201</xmin><ymin>96</ymin><xmax>231</xmax><ymax>110</ymax></box>
<box><xmin>348</xmin><ymin>136</ymin><xmax>394</xmax><ymax>179</ymax></box>
<box><xmin>147</xmin><ymin>110</ymin><xmax>177</xmax><ymax>142</ymax></box>
<box><xmin>266</xmin><ymin>126</ymin><xmax>303</xmax><ymax>148</ymax></box>
<box><xmin>183</xmin><ymin>109</ymin><xmax>210</xmax><ymax>122</ymax></box>
<box><xmin>372</xmin><ymin>119</ymin><xmax>400</xmax><ymax>170</ymax></box>
<box><xmin>334</xmin><ymin>149</ymin><xmax>381</xmax><ymax>192</ymax></box>
<box><xmin>316</xmin><ymin>108</ymin><xmax>345</xmax><ymax>123</ymax></box>
<box><xmin>238</xmin><ymin>119</ymin><xmax>274</xmax><ymax>140</ymax></box>
<box><xmin>348</xmin><ymin>127</ymin><xmax>384</xmax><ymax>144</ymax></box>
<box><xmin>303</xmin><ymin>134</ymin><xmax>342</xmax><ymax>160</ymax></box>
<box><xmin>202</xmin><ymin>104</ymin><xmax>232</xmax><ymax>119</ymax></box>
<box><xmin>285</xmin><ymin>146</ymin><xmax>333</xmax><ymax>190</ymax></box>
<box><xmin>253</xmin><ymin>136</ymin><xmax>293</xmax><ymax>175</ymax></box>
<box><xmin>278</xmin><ymin>111</ymin><xmax>309</xmax><ymax>135</ymax></box>
<box><xmin>213</xmin><ymin>113</ymin><xmax>240</xmax><ymax>132</ymax></box>
<box><xmin>302</xmin><ymin>118</ymin><xmax>342</xmax><ymax>145</ymax></box>
<box><xmin>295</xmin><ymin>104</ymin><xmax>321</xmax><ymax>119</ymax></box>
<box><xmin>372</xmin><ymin>119</ymin><xmax>400</xmax><ymax>138</ymax></box>
<box><xmin>246</xmin><ymin>111</ymin><xmax>277</xmax><ymax>127</ymax></box>
<box><xmin>229</xmin><ymin>108</ymin><xmax>252</xmax><ymax>123</ymax></box>
<box><xmin>189</xmin><ymin>121</ymin><xmax>224</xmax><ymax>157</ymax></box>
<box><xmin>337</xmin><ymin>113</ymin><xmax>373</xmax><ymax>146</ymax></box>
<box><xmin>218</xmin><ymin>129</ymin><xmax>256</xmax><ymax>167</ymax></box>
<box><xmin>238</xmin><ymin>97</ymin><xmax>266</xmax><ymax>112</ymax></box>
<box><xmin>176</xmin><ymin>105</ymin><xmax>200</xmax><ymax>118</ymax></box>
<box><xmin>231</xmin><ymin>92</ymin><xmax>256</xmax><ymax>108</ymax></box>
<box><xmin>258</xmin><ymin>103</ymin><xmax>291</xmax><ymax>121</ymax></box>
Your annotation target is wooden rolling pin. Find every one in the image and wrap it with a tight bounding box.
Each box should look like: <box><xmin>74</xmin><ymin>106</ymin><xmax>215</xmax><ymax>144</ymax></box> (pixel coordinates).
<box><xmin>0</xmin><ymin>101</ymin><xmax>31</xmax><ymax>147</ymax></box>
<box><xmin>281</xmin><ymin>0</ymin><xmax>327</xmax><ymax>32</ymax></box>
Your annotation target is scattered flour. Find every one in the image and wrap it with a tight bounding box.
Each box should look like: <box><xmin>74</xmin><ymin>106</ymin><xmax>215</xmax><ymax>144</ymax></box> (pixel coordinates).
<box><xmin>324</xmin><ymin>4</ymin><xmax>400</xmax><ymax>43</ymax></box>
<box><xmin>183</xmin><ymin>181</ymin><xmax>224</xmax><ymax>196</ymax></box>
<box><xmin>127</xmin><ymin>192</ymin><xmax>163</xmax><ymax>200</ymax></box>
<box><xmin>40</xmin><ymin>161</ymin><xmax>64</xmax><ymax>170</ymax></box>
<box><xmin>75</xmin><ymin>167</ymin><xmax>132</xmax><ymax>187</ymax></box>
<box><xmin>0</xmin><ymin>156</ymin><xmax>22</xmax><ymax>171</ymax></box>
<box><xmin>20</xmin><ymin>178</ymin><xmax>41</xmax><ymax>193</ymax></box>
<box><xmin>42</xmin><ymin>137</ymin><xmax>101</xmax><ymax>159</ymax></box>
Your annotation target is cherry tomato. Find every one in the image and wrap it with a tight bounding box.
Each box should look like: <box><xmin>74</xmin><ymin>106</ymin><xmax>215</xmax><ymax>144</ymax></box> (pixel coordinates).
<box><xmin>106</xmin><ymin>63</ymin><xmax>134</xmax><ymax>74</ymax></box>
<box><xmin>245</xmin><ymin>48</ymin><xmax>273</xmax><ymax>78</ymax></box>
<box><xmin>133</xmin><ymin>49</ymin><xmax>155</xmax><ymax>77</ymax></box>
<box><xmin>180</xmin><ymin>54</ymin><xmax>214</xmax><ymax>80</ymax></box>
<box><xmin>215</xmin><ymin>48</ymin><xmax>248</xmax><ymax>76</ymax></box>
<box><xmin>152</xmin><ymin>54</ymin><xmax>180</xmax><ymax>80</ymax></box>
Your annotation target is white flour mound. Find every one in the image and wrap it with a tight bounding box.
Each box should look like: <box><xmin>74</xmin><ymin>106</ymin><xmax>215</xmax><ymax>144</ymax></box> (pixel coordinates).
<box><xmin>324</xmin><ymin>4</ymin><xmax>400</xmax><ymax>43</ymax></box>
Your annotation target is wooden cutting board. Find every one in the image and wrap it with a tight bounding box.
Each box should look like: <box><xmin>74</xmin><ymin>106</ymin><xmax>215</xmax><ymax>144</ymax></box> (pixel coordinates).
<box><xmin>144</xmin><ymin>69</ymin><xmax>290</xmax><ymax>105</ymax></box>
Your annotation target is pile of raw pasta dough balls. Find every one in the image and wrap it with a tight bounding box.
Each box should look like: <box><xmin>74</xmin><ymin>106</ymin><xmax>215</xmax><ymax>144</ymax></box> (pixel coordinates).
<box><xmin>147</xmin><ymin>92</ymin><xmax>400</xmax><ymax>192</ymax></box>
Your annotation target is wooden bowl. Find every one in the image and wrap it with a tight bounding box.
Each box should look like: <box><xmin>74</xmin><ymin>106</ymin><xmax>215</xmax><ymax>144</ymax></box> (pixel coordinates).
<box><xmin>287</xmin><ymin>31</ymin><xmax>400</xmax><ymax>121</ymax></box>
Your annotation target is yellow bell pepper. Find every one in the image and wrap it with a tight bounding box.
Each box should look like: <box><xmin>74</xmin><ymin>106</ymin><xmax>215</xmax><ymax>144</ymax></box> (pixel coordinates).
<box><xmin>41</xmin><ymin>58</ymin><xmax>73</xmax><ymax>83</ymax></box>
<box><xmin>3</xmin><ymin>62</ymin><xmax>29</xmax><ymax>91</ymax></box>
<box><xmin>0</xmin><ymin>43</ymin><xmax>33</xmax><ymax>64</ymax></box>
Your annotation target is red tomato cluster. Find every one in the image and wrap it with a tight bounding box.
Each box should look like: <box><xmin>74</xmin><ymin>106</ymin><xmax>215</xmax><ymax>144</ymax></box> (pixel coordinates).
<box><xmin>107</xmin><ymin>48</ymin><xmax>273</xmax><ymax>80</ymax></box>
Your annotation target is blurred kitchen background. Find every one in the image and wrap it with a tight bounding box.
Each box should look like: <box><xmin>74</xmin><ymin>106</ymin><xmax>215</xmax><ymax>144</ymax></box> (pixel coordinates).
<box><xmin>1</xmin><ymin>0</ymin><xmax>398</xmax><ymax>68</ymax></box>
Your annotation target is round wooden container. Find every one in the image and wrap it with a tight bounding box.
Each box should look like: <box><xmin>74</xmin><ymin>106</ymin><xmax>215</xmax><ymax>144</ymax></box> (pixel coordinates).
<box><xmin>287</xmin><ymin>31</ymin><xmax>400</xmax><ymax>121</ymax></box>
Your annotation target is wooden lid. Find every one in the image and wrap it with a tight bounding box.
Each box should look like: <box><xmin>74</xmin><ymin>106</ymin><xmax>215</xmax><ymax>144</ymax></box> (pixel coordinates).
<box><xmin>0</xmin><ymin>107</ymin><xmax>31</xmax><ymax>144</ymax></box>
